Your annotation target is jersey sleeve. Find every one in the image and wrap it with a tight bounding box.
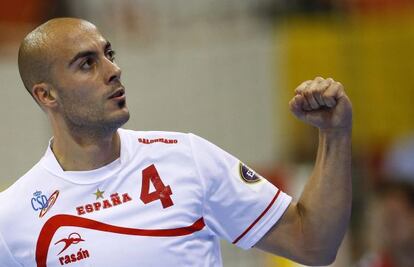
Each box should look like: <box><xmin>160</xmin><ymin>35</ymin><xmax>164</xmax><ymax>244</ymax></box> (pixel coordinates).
<box><xmin>189</xmin><ymin>134</ymin><xmax>292</xmax><ymax>250</ymax></box>
<box><xmin>0</xmin><ymin>231</ymin><xmax>21</xmax><ymax>267</ymax></box>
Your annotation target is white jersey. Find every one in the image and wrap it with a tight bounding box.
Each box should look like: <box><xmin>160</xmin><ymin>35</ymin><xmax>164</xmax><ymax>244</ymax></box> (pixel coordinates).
<box><xmin>0</xmin><ymin>129</ymin><xmax>292</xmax><ymax>267</ymax></box>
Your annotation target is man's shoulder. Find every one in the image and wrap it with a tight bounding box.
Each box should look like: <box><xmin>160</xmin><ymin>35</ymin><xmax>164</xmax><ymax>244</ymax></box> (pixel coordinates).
<box><xmin>0</xmin><ymin>162</ymin><xmax>45</xmax><ymax>214</ymax></box>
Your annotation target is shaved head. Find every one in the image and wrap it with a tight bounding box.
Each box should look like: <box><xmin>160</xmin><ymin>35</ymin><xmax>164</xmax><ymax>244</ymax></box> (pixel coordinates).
<box><xmin>17</xmin><ymin>17</ymin><xmax>129</xmax><ymax>133</ymax></box>
<box><xmin>18</xmin><ymin>18</ymin><xmax>97</xmax><ymax>97</ymax></box>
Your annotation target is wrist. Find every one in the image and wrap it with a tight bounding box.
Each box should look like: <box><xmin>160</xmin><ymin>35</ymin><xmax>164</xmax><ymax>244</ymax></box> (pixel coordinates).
<box><xmin>319</xmin><ymin>127</ymin><xmax>352</xmax><ymax>136</ymax></box>
<box><xmin>319</xmin><ymin>127</ymin><xmax>352</xmax><ymax>145</ymax></box>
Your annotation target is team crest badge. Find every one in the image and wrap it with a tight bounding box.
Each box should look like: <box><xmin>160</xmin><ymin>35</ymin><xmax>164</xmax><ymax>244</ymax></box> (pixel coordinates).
<box><xmin>239</xmin><ymin>162</ymin><xmax>262</xmax><ymax>183</ymax></box>
<box><xmin>31</xmin><ymin>190</ymin><xmax>60</xmax><ymax>218</ymax></box>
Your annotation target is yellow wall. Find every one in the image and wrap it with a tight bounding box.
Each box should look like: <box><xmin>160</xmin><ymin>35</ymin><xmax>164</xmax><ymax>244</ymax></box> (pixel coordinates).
<box><xmin>275</xmin><ymin>10</ymin><xmax>414</xmax><ymax>154</ymax></box>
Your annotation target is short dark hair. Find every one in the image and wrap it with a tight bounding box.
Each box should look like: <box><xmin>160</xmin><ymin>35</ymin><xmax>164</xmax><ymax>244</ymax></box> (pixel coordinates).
<box><xmin>18</xmin><ymin>30</ymin><xmax>51</xmax><ymax>94</ymax></box>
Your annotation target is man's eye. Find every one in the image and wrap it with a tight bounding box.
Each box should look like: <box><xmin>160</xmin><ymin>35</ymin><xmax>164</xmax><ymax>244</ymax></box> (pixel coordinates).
<box><xmin>106</xmin><ymin>50</ymin><xmax>116</xmax><ymax>62</ymax></box>
<box><xmin>80</xmin><ymin>57</ymin><xmax>95</xmax><ymax>70</ymax></box>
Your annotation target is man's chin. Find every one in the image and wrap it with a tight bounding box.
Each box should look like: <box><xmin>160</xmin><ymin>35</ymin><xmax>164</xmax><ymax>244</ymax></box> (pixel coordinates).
<box><xmin>112</xmin><ymin>110</ymin><xmax>130</xmax><ymax>128</ymax></box>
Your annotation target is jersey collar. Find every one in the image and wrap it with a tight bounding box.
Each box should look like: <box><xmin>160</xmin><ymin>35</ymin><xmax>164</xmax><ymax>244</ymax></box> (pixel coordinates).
<box><xmin>40</xmin><ymin>129</ymin><xmax>128</xmax><ymax>184</ymax></box>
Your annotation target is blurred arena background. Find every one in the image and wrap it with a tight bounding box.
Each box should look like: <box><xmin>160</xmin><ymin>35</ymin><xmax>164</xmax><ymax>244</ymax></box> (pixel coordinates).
<box><xmin>1</xmin><ymin>0</ymin><xmax>414</xmax><ymax>266</ymax></box>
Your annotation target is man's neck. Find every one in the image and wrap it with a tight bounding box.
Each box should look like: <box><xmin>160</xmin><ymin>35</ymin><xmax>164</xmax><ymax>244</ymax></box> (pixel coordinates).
<box><xmin>51</xmin><ymin>128</ymin><xmax>121</xmax><ymax>171</ymax></box>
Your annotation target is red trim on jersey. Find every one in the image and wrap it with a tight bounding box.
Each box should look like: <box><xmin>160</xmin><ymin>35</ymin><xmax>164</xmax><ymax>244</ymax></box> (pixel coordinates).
<box><xmin>232</xmin><ymin>189</ymin><xmax>281</xmax><ymax>245</ymax></box>
<box><xmin>35</xmin><ymin>214</ymin><xmax>205</xmax><ymax>267</ymax></box>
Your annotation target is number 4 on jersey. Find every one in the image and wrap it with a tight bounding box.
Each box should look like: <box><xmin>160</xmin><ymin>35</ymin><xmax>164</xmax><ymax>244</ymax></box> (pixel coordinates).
<box><xmin>140</xmin><ymin>164</ymin><xmax>174</xmax><ymax>208</ymax></box>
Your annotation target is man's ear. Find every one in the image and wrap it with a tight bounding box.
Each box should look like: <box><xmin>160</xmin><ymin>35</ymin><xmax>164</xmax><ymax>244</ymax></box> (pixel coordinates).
<box><xmin>32</xmin><ymin>83</ymin><xmax>58</xmax><ymax>109</ymax></box>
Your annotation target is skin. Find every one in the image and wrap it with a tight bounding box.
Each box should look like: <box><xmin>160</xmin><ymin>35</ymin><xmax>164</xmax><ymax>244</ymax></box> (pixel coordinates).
<box><xmin>256</xmin><ymin>77</ymin><xmax>352</xmax><ymax>266</ymax></box>
<box><xmin>19</xmin><ymin>19</ymin><xmax>352</xmax><ymax>265</ymax></box>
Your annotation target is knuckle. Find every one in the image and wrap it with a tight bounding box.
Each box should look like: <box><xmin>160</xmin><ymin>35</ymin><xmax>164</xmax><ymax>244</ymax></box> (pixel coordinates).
<box><xmin>303</xmin><ymin>80</ymin><xmax>312</xmax><ymax>86</ymax></box>
<box><xmin>323</xmin><ymin>90</ymin><xmax>336</xmax><ymax>97</ymax></box>
<box><xmin>303</xmin><ymin>90</ymin><xmax>312</xmax><ymax>97</ymax></box>
<box><xmin>334</xmin><ymin>82</ymin><xmax>342</xmax><ymax>89</ymax></box>
<box><xmin>313</xmin><ymin>86</ymin><xmax>325</xmax><ymax>94</ymax></box>
<box><xmin>316</xmin><ymin>86</ymin><xmax>325</xmax><ymax>93</ymax></box>
<box><xmin>295</xmin><ymin>87</ymin><xmax>304</xmax><ymax>93</ymax></box>
<box><xmin>322</xmin><ymin>79</ymin><xmax>331</xmax><ymax>86</ymax></box>
<box><xmin>310</xmin><ymin>82</ymin><xmax>320</xmax><ymax>90</ymax></box>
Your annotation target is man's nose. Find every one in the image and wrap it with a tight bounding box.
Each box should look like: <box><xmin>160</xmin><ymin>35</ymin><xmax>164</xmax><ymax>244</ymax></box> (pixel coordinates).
<box><xmin>104</xmin><ymin>58</ymin><xmax>122</xmax><ymax>84</ymax></box>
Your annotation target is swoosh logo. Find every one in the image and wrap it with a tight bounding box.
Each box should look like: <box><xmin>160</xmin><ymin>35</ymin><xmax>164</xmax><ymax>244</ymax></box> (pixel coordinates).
<box><xmin>39</xmin><ymin>190</ymin><xmax>59</xmax><ymax>218</ymax></box>
<box><xmin>54</xmin><ymin>232</ymin><xmax>85</xmax><ymax>255</ymax></box>
<box><xmin>36</xmin><ymin>214</ymin><xmax>205</xmax><ymax>267</ymax></box>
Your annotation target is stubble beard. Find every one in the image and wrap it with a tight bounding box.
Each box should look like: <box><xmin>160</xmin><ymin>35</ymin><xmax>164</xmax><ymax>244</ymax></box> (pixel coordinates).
<box><xmin>61</xmin><ymin>103</ymin><xmax>130</xmax><ymax>140</ymax></box>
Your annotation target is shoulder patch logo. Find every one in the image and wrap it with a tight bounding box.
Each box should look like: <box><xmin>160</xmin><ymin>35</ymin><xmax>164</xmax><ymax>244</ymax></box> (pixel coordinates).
<box><xmin>239</xmin><ymin>162</ymin><xmax>262</xmax><ymax>183</ymax></box>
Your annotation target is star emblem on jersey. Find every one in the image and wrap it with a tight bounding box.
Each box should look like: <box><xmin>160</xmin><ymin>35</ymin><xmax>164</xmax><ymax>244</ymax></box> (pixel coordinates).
<box><xmin>239</xmin><ymin>162</ymin><xmax>262</xmax><ymax>183</ymax></box>
<box><xmin>93</xmin><ymin>188</ymin><xmax>105</xmax><ymax>200</ymax></box>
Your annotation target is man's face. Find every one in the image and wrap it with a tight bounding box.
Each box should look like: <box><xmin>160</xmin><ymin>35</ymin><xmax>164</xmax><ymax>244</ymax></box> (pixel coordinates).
<box><xmin>48</xmin><ymin>22</ymin><xmax>129</xmax><ymax>133</ymax></box>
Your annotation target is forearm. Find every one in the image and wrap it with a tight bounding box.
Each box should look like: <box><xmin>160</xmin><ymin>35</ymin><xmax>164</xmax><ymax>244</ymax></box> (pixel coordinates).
<box><xmin>256</xmin><ymin>77</ymin><xmax>352</xmax><ymax>265</ymax></box>
<box><xmin>297</xmin><ymin>128</ymin><xmax>352</xmax><ymax>260</ymax></box>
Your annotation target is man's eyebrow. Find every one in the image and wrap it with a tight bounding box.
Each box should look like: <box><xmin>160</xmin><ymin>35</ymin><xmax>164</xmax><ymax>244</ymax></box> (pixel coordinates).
<box><xmin>68</xmin><ymin>41</ymin><xmax>112</xmax><ymax>67</ymax></box>
<box><xmin>68</xmin><ymin>51</ymin><xmax>96</xmax><ymax>67</ymax></box>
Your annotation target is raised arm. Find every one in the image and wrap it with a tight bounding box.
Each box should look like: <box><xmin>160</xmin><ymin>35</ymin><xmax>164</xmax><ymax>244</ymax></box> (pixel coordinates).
<box><xmin>255</xmin><ymin>77</ymin><xmax>352</xmax><ymax>266</ymax></box>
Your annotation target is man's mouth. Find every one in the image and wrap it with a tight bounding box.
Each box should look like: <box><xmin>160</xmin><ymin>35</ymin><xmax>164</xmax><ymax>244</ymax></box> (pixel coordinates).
<box><xmin>108</xmin><ymin>88</ymin><xmax>125</xmax><ymax>100</ymax></box>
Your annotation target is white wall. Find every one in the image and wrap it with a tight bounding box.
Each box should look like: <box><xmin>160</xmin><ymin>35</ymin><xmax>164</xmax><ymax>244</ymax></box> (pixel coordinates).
<box><xmin>0</xmin><ymin>61</ymin><xmax>49</xmax><ymax>187</ymax></box>
<box><xmin>119</xmin><ymin>29</ymin><xmax>278</xmax><ymax>164</ymax></box>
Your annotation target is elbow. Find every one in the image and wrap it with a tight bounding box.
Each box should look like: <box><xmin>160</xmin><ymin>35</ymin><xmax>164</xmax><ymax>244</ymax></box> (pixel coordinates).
<box><xmin>292</xmin><ymin>203</ymin><xmax>342</xmax><ymax>266</ymax></box>
<box><xmin>300</xmin><ymin>251</ymin><xmax>337</xmax><ymax>266</ymax></box>
<box><xmin>295</xmin><ymin>245</ymin><xmax>338</xmax><ymax>266</ymax></box>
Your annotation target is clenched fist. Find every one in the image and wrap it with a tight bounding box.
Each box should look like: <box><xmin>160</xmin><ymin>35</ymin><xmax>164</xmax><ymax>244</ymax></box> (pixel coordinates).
<box><xmin>289</xmin><ymin>77</ymin><xmax>352</xmax><ymax>130</ymax></box>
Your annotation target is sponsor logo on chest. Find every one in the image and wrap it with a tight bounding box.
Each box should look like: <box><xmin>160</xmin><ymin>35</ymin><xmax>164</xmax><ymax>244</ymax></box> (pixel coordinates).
<box><xmin>55</xmin><ymin>233</ymin><xmax>90</xmax><ymax>266</ymax></box>
<box><xmin>58</xmin><ymin>249</ymin><xmax>90</xmax><ymax>266</ymax></box>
